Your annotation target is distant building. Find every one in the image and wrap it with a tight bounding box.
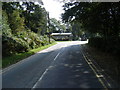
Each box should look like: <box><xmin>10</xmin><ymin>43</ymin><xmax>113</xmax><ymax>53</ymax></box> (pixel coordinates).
<box><xmin>51</xmin><ymin>33</ymin><xmax>72</xmax><ymax>41</ymax></box>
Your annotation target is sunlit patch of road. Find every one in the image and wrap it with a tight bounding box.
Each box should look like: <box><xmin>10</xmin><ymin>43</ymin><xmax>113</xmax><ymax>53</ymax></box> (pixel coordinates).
<box><xmin>3</xmin><ymin>39</ymin><xmax>103</xmax><ymax>88</ymax></box>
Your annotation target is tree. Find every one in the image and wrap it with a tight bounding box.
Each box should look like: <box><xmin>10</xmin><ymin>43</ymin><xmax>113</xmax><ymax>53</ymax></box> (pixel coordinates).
<box><xmin>62</xmin><ymin>2</ymin><xmax>120</xmax><ymax>53</ymax></box>
<box><xmin>2</xmin><ymin>2</ymin><xmax>48</xmax><ymax>35</ymax></box>
<box><xmin>9</xmin><ymin>10</ymin><xmax>25</xmax><ymax>35</ymax></box>
<box><xmin>71</xmin><ymin>21</ymin><xmax>84</xmax><ymax>40</ymax></box>
<box><xmin>62</xmin><ymin>2</ymin><xmax>120</xmax><ymax>39</ymax></box>
<box><xmin>22</xmin><ymin>2</ymin><xmax>48</xmax><ymax>35</ymax></box>
<box><xmin>49</xmin><ymin>18</ymin><xmax>66</xmax><ymax>33</ymax></box>
<box><xmin>2</xmin><ymin>11</ymin><xmax>12</xmax><ymax>37</ymax></box>
<box><xmin>2</xmin><ymin>2</ymin><xmax>55</xmax><ymax>57</ymax></box>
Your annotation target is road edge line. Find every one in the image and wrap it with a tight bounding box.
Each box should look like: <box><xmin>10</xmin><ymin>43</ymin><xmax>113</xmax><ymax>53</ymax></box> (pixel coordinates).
<box><xmin>80</xmin><ymin>48</ymin><xmax>108</xmax><ymax>89</ymax></box>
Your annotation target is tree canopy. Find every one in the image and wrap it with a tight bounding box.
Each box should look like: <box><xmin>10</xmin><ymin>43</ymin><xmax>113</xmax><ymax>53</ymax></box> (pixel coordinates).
<box><xmin>49</xmin><ymin>18</ymin><xmax>66</xmax><ymax>33</ymax></box>
<box><xmin>2</xmin><ymin>2</ymin><xmax>55</xmax><ymax>57</ymax></box>
<box><xmin>2</xmin><ymin>2</ymin><xmax>48</xmax><ymax>35</ymax></box>
<box><xmin>62</xmin><ymin>2</ymin><xmax>120</xmax><ymax>54</ymax></box>
<box><xmin>62</xmin><ymin>2</ymin><xmax>120</xmax><ymax>37</ymax></box>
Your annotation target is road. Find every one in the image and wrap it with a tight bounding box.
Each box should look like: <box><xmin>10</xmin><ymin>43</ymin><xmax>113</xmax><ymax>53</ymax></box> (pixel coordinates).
<box><xmin>2</xmin><ymin>41</ymin><xmax>104</xmax><ymax>88</ymax></box>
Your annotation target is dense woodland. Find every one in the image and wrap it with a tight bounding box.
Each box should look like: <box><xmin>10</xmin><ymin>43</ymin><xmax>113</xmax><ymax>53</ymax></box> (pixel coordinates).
<box><xmin>2</xmin><ymin>2</ymin><xmax>55</xmax><ymax>57</ymax></box>
<box><xmin>2</xmin><ymin>1</ymin><xmax>120</xmax><ymax>57</ymax></box>
<box><xmin>62</xmin><ymin>2</ymin><xmax>120</xmax><ymax>56</ymax></box>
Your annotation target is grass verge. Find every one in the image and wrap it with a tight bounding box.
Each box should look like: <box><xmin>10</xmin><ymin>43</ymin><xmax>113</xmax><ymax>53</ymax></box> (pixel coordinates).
<box><xmin>2</xmin><ymin>42</ymin><xmax>57</xmax><ymax>68</ymax></box>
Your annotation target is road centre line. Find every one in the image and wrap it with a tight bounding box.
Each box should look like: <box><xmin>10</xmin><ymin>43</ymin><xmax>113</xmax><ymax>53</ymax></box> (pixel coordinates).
<box><xmin>2</xmin><ymin>44</ymin><xmax>60</xmax><ymax>74</ymax></box>
<box><xmin>32</xmin><ymin>68</ymin><xmax>49</xmax><ymax>89</ymax></box>
<box><xmin>54</xmin><ymin>52</ymin><xmax>60</xmax><ymax>61</ymax></box>
<box><xmin>32</xmin><ymin>47</ymin><xmax>64</xmax><ymax>89</ymax></box>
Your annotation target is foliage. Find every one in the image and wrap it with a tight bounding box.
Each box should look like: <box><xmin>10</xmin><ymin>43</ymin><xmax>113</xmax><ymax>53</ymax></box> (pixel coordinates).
<box><xmin>71</xmin><ymin>21</ymin><xmax>85</xmax><ymax>40</ymax></box>
<box><xmin>2</xmin><ymin>36</ymin><xmax>29</xmax><ymax>56</ymax></box>
<box><xmin>89</xmin><ymin>37</ymin><xmax>120</xmax><ymax>55</ymax></box>
<box><xmin>9</xmin><ymin>10</ymin><xmax>25</xmax><ymax>35</ymax></box>
<box><xmin>2</xmin><ymin>2</ymin><xmax>55</xmax><ymax>57</ymax></box>
<box><xmin>2</xmin><ymin>2</ymin><xmax>48</xmax><ymax>35</ymax></box>
<box><xmin>2</xmin><ymin>11</ymin><xmax>12</xmax><ymax>37</ymax></box>
<box><xmin>3</xmin><ymin>42</ymin><xmax>57</xmax><ymax>68</ymax></box>
<box><xmin>62</xmin><ymin>2</ymin><xmax>120</xmax><ymax>55</ymax></box>
<box><xmin>62</xmin><ymin>2</ymin><xmax>120</xmax><ymax>37</ymax></box>
<box><xmin>21</xmin><ymin>2</ymin><xmax>48</xmax><ymax>35</ymax></box>
<box><xmin>49</xmin><ymin>18</ymin><xmax>66</xmax><ymax>33</ymax></box>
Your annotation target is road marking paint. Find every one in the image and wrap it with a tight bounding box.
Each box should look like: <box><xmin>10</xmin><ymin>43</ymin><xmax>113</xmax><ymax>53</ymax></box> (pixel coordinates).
<box><xmin>32</xmin><ymin>68</ymin><xmax>49</xmax><ymax>89</ymax></box>
<box><xmin>2</xmin><ymin>44</ymin><xmax>60</xmax><ymax>74</ymax></box>
<box><xmin>54</xmin><ymin>52</ymin><xmax>60</xmax><ymax>61</ymax></box>
<box><xmin>81</xmin><ymin>50</ymin><xmax>108</xmax><ymax>89</ymax></box>
<box><xmin>32</xmin><ymin>47</ymin><xmax>64</xmax><ymax>89</ymax></box>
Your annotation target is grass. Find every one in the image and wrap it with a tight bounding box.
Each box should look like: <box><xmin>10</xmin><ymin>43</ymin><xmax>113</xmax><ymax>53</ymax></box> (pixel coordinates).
<box><xmin>2</xmin><ymin>42</ymin><xmax>57</xmax><ymax>68</ymax></box>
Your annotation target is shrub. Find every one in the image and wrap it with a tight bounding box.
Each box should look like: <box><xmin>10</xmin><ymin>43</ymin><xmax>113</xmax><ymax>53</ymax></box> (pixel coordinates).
<box><xmin>2</xmin><ymin>36</ymin><xmax>29</xmax><ymax>57</ymax></box>
<box><xmin>2</xmin><ymin>10</ymin><xmax>55</xmax><ymax>57</ymax></box>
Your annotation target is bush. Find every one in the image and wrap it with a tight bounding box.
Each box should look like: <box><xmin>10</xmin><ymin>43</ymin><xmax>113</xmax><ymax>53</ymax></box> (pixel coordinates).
<box><xmin>17</xmin><ymin>30</ymin><xmax>42</xmax><ymax>49</ymax></box>
<box><xmin>2</xmin><ymin>36</ymin><xmax>29</xmax><ymax>57</ymax></box>
<box><xmin>2</xmin><ymin>10</ymin><xmax>55</xmax><ymax>57</ymax></box>
<box><xmin>2</xmin><ymin>30</ymin><xmax>55</xmax><ymax>57</ymax></box>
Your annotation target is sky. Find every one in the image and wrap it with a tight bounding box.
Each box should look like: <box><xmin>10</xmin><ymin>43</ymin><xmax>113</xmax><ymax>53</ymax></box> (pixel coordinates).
<box><xmin>42</xmin><ymin>0</ymin><xmax>64</xmax><ymax>21</ymax></box>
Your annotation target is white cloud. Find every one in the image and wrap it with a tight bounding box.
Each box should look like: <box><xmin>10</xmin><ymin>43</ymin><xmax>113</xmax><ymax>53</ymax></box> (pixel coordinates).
<box><xmin>42</xmin><ymin>0</ymin><xmax>64</xmax><ymax>21</ymax></box>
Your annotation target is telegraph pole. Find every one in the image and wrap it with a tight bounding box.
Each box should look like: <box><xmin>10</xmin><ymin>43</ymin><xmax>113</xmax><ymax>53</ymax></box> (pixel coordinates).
<box><xmin>47</xmin><ymin>12</ymin><xmax>51</xmax><ymax>43</ymax></box>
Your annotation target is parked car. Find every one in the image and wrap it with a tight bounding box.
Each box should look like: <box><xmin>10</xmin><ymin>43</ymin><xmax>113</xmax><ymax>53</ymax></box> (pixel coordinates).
<box><xmin>81</xmin><ymin>37</ymin><xmax>87</xmax><ymax>41</ymax></box>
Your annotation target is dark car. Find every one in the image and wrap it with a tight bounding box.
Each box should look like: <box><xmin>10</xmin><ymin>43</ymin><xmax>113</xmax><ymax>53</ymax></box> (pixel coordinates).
<box><xmin>81</xmin><ymin>37</ymin><xmax>87</xmax><ymax>41</ymax></box>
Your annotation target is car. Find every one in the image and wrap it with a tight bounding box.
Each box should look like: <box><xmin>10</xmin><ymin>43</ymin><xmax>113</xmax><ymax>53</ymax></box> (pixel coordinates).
<box><xmin>81</xmin><ymin>37</ymin><xmax>87</xmax><ymax>41</ymax></box>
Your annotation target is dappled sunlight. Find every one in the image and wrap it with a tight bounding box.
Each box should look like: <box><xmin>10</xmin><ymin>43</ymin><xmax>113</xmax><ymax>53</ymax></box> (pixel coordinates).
<box><xmin>3</xmin><ymin>1</ymin><xmax>120</xmax><ymax>88</ymax></box>
<box><xmin>37</xmin><ymin>40</ymin><xmax>88</xmax><ymax>54</ymax></box>
<box><xmin>83</xmin><ymin>71</ymin><xmax>89</xmax><ymax>74</ymax></box>
<box><xmin>79</xmin><ymin>83</ymin><xmax>90</xmax><ymax>88</ymax></box>
<box><xmin>57</xmin><ymin>40</ymin><xmax>89</xmax><ymax>47</ymax></box>
<box><xmin>43</xmin><ymin>60</ymin><xmax>99</xmax><ymax>88</ymax></box>
<box><xmin>3</xmin><ymin>40</ymin><xmax>104</xmax><ymax>88</ymax></box>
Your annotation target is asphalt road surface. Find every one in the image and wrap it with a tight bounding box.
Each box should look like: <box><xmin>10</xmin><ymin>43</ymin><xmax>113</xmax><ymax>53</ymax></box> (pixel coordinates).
<box><xmin>2</xmin><ymin>41</ymin><xmax>104</xmax><ymax>88</ymax></box>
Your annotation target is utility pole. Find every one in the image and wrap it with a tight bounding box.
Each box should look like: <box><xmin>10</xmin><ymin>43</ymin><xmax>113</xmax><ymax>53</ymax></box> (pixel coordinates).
<box><xmin>47</xmin><ymin>12</ymin><xmax>51</xmax><ymax>43</ymax></box>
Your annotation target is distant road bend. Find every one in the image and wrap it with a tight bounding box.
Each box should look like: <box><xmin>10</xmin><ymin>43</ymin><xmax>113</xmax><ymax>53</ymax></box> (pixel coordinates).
<box><xmin>3</xmin><ymin>41</ymin><xmax>104</xmax><ymax>88</ymax></box>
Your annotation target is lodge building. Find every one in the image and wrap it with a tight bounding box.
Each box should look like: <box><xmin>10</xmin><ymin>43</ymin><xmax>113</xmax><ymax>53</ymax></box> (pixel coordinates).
<box><xmin>51</xmin><ymin>33</ymin><xmax>72</xmax><ymax>41</ymax></box>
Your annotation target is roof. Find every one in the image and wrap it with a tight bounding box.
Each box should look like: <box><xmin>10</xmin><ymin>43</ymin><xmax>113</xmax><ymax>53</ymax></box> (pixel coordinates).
<box><xmin>51</xmin><ymin>33</ymin><xmax>72</xmax><ymax>36</ymax></box>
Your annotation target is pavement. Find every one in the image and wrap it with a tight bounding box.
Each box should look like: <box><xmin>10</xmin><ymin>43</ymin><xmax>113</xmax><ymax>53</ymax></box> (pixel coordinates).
<box><xmin>2</xmin><ymin>41</ymin><xmax>104</xmax><ymax>88</ymax></box>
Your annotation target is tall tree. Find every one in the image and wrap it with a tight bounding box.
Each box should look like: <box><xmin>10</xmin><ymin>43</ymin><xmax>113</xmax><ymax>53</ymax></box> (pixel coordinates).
<box><xmin>22</xmin><ymin>2</ymin><xmax>48</xmax><ymax>35</ymax></box>
<box><xmin>62</xmin><ymin>2</ymin><xmax>120</xmax><ymax>39</ymax></box>
<box><xmin>2</xmin><ymin>2</ymin><xmax>48</xmax><ymax>35</ymax></box>
<box><xmin>9</xmin><ymin>10</ymin><xmax>25</xmax><ymax>35</ymax></box>
<box><xmin>49</xmin><ymin>18</ymin><xmax>66</xmax><ymax>33</ymax></box>
<box><xmin>71</xmin><ymin>21</ymin><xmax>84</xmax><ymax>40</ymax></box>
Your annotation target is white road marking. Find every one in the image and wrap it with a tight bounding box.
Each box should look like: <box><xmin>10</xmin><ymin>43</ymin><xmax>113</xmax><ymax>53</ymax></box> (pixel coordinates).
<box><xmin>32</xmin><ymin>68</ymin><xmax>49</xmax><ymax>89</ymax></box>
<box><xmin>32</xmin><ymin>47</ymin><xmax>64</xmax><ymax>89</ymax></box>
<box><xmin>54</xmin><ymin>53</ymin><xmax>60</xmax><ymax>61</ymax></box>
<box><xmin>2</xmin><ymin>43</ymin><xmax>60</xmax><ymax>74</ymax></box>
